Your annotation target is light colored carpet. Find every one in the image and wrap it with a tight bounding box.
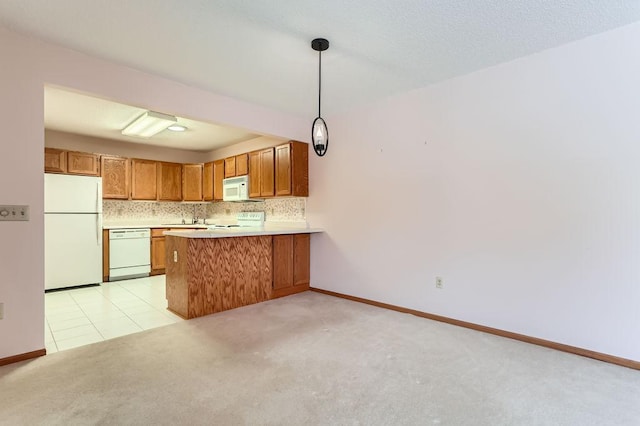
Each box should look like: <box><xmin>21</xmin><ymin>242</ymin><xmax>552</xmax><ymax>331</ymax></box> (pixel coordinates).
<box><xmin>1</xmin><ymin>292</ymin><xmax>639</xmax><ymax>425</ymax></box>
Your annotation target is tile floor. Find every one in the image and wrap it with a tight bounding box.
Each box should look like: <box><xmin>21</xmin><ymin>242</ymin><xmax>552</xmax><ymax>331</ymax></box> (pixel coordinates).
<box><xmin>45</xmin><ymin>275</ymin><xmax>183</xmax><ymax>353</ymax></box>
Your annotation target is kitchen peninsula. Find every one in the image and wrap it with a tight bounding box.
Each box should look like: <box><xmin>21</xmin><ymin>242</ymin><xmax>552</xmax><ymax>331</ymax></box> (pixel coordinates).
<box><xmin>164</xmin><ymin>227</ymin><xmax>322</xmax><ymax>319</ymax></box>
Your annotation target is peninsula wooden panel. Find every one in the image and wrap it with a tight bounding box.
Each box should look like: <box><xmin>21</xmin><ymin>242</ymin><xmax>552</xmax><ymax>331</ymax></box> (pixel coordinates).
<box><xmin>167</xmin><ymin>236</ymin><xmax>273</xmax><ymax>318</ymax></box>
<box><xmin>224</xmin><ymin>156</ymin><xmax>236</xmax><ymax>178</ymax></box>
<box><xmin>235</xmin><ymin>153</ymin><xmax>249</xmax><ymax>176</ymax></box>
<box><xmin>213</xmin><ymin>160</ymin><xmax>225</xmax><ymax>201</ymax></box>
<box><xmin>182</xmin><ymin>163</ymin><xmax>203</xmax><ymax>201</ymax></box>
<box><xmin>203</xmin><ymin>161</ymin><xmax>214</xmax><ymax>201</ymax></box>
<box><xmin>131</xmin><ymin>159</ymin><xmax>157</xmax><ymax>200</ymax></box>
<box><xmin>67</xmin><ymin>151</ymin><xmax>100</xmax><ymax>176</ymax></box>
<box><xmin>44</xmin><ymin>148</ymin><xmax>66</xmax><ymax>173</ymax></box>
<box><xmin>186</xmin><ymin>239</ymin><xmax>205</xmax><ymax>318</ymax></box>
<box><xmin>248</xmin><ymin>151</ymin><xmax>261</xmax><ymax>198</ymax></box>
<box><xmin>293</xmin><ymin>234</ymin><xmax>311</xmax><ymax>287</ymax></box>
<box><xmin>157</xmin><ymin>162</ymin><xmax>182</xmax><ymax>201</ymax></box>
<box><xmin>101</xmin><ymin>155</ymin><xmax>130</xmax><ymax>199</ymax></box>
<box><xmin>166</xmin><ymin>236</ymin><xmax>189</xmax><ymax>318</ymax></box>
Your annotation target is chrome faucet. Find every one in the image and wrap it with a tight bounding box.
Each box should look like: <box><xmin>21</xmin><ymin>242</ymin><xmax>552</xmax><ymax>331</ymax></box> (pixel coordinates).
<box><xmin>192</xmin><ymin>205</ymin><xmax>199</xmax><ymax>224</ymax></box>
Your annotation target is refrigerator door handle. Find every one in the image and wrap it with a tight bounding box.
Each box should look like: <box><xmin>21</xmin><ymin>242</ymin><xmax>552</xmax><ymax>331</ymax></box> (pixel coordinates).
<box><xmin>96</xmin><ymin>181</ymin><xmax>100</xmax><ymax>212</ymax></box>
<box><xmin>96</xmin><ymin>215</ymin><xmax>100</xmax><ymax>246</ymax></box>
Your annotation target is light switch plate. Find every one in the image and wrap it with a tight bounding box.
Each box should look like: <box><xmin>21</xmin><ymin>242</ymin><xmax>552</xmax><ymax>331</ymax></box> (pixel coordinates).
<box><xmin>0</xmin><ymin>205</ymin><xmax>29</xmax><ymax>221</ymax></box>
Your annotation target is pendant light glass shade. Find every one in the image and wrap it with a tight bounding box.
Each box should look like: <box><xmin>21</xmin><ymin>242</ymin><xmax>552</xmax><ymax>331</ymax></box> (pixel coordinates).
<box><xmin>311</xmin><ymin>38</ymin><xmax>329</xmax><ymax>157</ymax></box>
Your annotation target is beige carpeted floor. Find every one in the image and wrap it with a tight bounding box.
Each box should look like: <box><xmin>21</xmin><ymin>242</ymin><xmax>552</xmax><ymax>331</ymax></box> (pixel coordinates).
<box><xmin>1</xmin><ymin>291</ymin><xmax>639</xmax><ymax>425</ymax></box>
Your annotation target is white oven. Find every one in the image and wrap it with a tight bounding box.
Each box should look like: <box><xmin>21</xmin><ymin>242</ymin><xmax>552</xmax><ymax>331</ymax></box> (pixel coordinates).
<box><xmin>109</xmin><ymin>228</ymin><xmax>151</xmax><ymax>281</ymax></box>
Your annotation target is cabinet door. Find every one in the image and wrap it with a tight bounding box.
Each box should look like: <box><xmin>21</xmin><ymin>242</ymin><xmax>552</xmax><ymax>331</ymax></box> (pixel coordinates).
<box><xmin>224</xmin><ymin>156</ymin><xmax>236</xmax><ymax>178</ymax></box>
<box><xmin>213</xmin><ymin>159</ymin><xmax>224</xmax><ymax>201</ymax></box>
<box><xmin>293</xmin><ymin>234</ymin><xmax>310</xmax><ymax>287</ymax></box>
<box><xmin>151</xmin><ymin>236</ymin><xmax>166</xmax><ymax>273</ymax></box>
<box><xmin>131</xmin><ymin>159</ymin><xmax>157</xmax><ymax>200</ymax></box>
<box><xmin>275</xmin><ymin>143</ymin><xmax>292</xmax><ymax>196</ymax></box>
<box><xmin>101</xmin><ymin>155</ymin><xmax>130</xmax><ymax>199</ymax></box>
<box><xmin>260</xmin><ymin>148</ymin><xmax>275</xmax><ymax>197</ymax></box>
<box><xmin>44</xmin><ymin>148</ymin><xmax>67</xmax><ymax>173</ymax></box>
<box><xmin>67</xmin><ymin>151</ymin><xmax>100</xmax><ymax>176</ymax></box>
<box><xmin>203</xmin><ymin>162</ymin><xmax>214</xmax><ymax>201</ymax></box>
<box><xmin>102</xmin><ymin>229</ymin><xmax>110</xmax><ymax>282</ymax></box>
<box><xmin>183</xmin><ymin>164</ymin><xmax>203</xmax><ymax>201</ymax></box>
<box><xmin>272</xmin><ymin>235</ymin><xmax>293</xmax><ymax>291</ymax></box>
<box><xmin>248</xmin><ymin>151</ymin><xmax>261</xmax><ymax>198</ymax></box>
<box><xmin>290</xmin><ymin>141</ymin><xmax>309</xmax><ymax>197</ymax></box>
<box><xmin>157</xmin><ymin>162</ymin><xmax>183</xmax><ymax>201</ymax></box>
<box><xmin>235</xmin><ymin>153</ymin><xmax>249</xmax><ymax>176</ymax></box>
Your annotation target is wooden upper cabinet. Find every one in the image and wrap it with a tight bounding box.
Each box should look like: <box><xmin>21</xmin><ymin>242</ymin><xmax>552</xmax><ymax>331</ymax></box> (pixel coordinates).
<box><xmin>44</xmin><ymin>148</ymin><xmax>67</xmax><ymax>173</ymax></box>
<box><xmin>224</xmin><ymin>156</ymin><xmax>236</xmax><ymax>178</ymax></box>
<box><xmin>157</xmin><ymin>162</ymin><xmax>183</xmax><ymax>201</ymax></box>
<box><xmin>235</xmin><ymin>153</ymin><xmax>248</xmax><ymax>176</ymax></box>
<box><xmin>259</xmin><ymin>147</ymin><xmax>275</xmax><ymax>197</ymax></box>
<box><xmin>275</xmin><ymin>141</ymin><xmax>308</xmax><ymax>197</ymax></box>
<box><xmin>67</xmin><ymin>151</ymin><xmax>100</xmax><ymax>176</ymax></box>
<box><xmin>248</xmin><ymin>151</ymin><xmax>261</xmax><ymax>198</ymax></box>
<box><xmin>101</xmin><ymin>155</ymin><xmax>130</xmax><ymax>199</ymax></box>
<box><xmin>203</xmin><ymin>162</ymin><xmax>214</xmax><ymax>201</ymax></box>
<box><xmin>131</xmin><ymin>159</ymin><xmax>157</xmax><ymax>200</ymax></box>
<box><xmin>183</xmin><ymin>163</ymin><xmax>203</xmax><ymax>201</ymax></box>
<box><xmin>213</xmin><ymin>159</ymin><xmax>225</xmax><ymax>201</ymax></box>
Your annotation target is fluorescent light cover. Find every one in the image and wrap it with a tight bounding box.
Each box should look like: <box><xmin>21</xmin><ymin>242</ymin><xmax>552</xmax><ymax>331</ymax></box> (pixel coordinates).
<box><xmin>122</xmin><ymin>111</ymin><xmax>177</xmax><ymax>138</ymax></box>
<box><xmin>167</xmin><ymin>124</ymin><xmax>187</xmax><ymax>132</ymax></box>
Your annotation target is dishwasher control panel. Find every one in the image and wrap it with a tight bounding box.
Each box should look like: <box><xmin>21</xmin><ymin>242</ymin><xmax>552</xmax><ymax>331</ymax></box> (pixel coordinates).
<box><xmin>109</xmin><ymin>228</ymin><xmax>151</xmax><ymax>239</ymax></box>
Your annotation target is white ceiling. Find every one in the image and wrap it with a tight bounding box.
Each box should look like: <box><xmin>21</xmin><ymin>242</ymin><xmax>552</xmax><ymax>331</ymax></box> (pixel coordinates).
<box><xmin>3</xmin><ymin>1</ymin><xmax>640</xmax><ymax>149</ymax></box>
<box><xmin>44</xmin><ymin>86</ymin><xmax>259</xmax><ymax>152</ymax></box>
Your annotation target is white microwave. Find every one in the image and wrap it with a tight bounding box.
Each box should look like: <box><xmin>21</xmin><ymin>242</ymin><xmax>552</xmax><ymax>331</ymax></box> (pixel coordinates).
<box><xmin>223</xmin><ymin>175</ymin><xmax>254</xmax><ymax>202</ymax></box>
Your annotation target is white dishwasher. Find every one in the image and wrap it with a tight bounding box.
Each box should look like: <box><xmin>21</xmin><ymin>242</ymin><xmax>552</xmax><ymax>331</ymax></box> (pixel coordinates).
<box><xmin>109</xmin><ymin>228</ymin><xmax>151</xmax><ymax>281</ymax></box>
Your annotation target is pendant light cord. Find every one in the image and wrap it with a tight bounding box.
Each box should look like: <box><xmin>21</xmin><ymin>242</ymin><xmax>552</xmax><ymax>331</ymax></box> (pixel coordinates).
<box><xmin>318</xmin><ymin>49</ymin><xmax>322</xmax><ymax>117</ymax></box>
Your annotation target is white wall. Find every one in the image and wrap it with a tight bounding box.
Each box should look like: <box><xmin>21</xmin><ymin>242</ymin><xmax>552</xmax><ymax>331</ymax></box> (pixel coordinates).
<box><xmin>0</xmin><ymin>26</ymin><xmax>307</xmax><ymax>360</ymax></box>
<box><xmin>307</xmin><ymin>22</ymin><xmax>640</xmax><ymax>362</ymax></box>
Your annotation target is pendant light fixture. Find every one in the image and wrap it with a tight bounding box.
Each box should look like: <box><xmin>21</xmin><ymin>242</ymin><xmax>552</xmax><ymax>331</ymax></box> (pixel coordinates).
<box><xmin>311</xmin><ymin>38</ymin><xmax>329</xmax><ymax>157</ymax></box>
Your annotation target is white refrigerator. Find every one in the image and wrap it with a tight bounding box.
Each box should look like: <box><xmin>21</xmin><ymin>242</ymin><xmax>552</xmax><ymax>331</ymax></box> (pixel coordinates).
<box><xmin>45</xmin><ymin>174</ymin><xmax>103</xmax><ymax>290</ymax></box>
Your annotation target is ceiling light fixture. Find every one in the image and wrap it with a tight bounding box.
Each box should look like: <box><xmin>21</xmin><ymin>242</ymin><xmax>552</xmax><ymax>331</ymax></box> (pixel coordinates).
<box><xmin>121</xmin><ymin>111</ymin><xmax>177</xmax><ymax>138</ymax></box>
<box><xmin>167</xmin><ymin>124</ymin><xmax>187</xmax><ymax>132</ymax></box>
<box><xmin>311</xmin><ymin>38</ymin><xmax>329</xmax><ymax>157</ymax></box>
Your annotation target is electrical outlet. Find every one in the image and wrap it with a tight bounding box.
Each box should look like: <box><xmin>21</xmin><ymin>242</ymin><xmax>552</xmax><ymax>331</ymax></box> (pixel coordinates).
<box><xmin>0</xmin><ymin>302</ymin><xmax>4</xmax><ymax>319</ymax></box>
<box><xmin>435</xmin><ymin>277</ymin><xmax>443</xmax><ymax>289</ymax></box>
<box><xmin>173</xmin><ymin>251</ymin><xmax>178</xmax><ymax>263</ymax></box>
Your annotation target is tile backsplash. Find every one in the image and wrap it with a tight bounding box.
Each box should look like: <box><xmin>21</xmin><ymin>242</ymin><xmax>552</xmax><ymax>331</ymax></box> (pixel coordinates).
<box><xmin>103</xmin><ymin>198</ymin><xmax>306</xmax><ymax>225</ymax></box>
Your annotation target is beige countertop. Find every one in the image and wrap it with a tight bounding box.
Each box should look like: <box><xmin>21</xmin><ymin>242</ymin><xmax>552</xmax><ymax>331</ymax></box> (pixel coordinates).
<box><xmin>164</xmin><ymin>227</ymin><xmax>323</xmax><ymax>238</ymax></box>
<box><xmin>103</xmin><ymin>224</ymin><xmax>209</xmax><ymax>230</ymax></box>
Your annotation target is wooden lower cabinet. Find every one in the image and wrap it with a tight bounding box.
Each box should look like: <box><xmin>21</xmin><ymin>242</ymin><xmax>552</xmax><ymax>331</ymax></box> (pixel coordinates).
<box><xmin>102</xmin><ymin>229</ymin><xmax>110</xmax><ymax>282</ymax></box>
<box><xmin>151</xmin><ymin>229</ymin><xmax>167</xmax><ymax>275</ymax></box>
<box><xmin>272</xmin><ymin>234</ymin><xmax>310</xmax><ymax>298</ymax></box>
